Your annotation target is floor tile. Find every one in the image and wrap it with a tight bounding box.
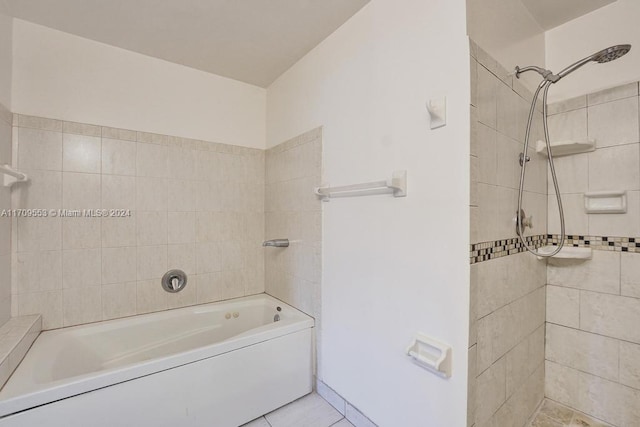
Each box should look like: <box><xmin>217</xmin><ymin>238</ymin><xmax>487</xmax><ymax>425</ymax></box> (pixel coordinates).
<box><xmin>539</xmin><ymin>399</ymin><xmax>575</xmax><ymax>424</ymax></box>
<box><xmin>331</xmin><ymin>420</ymin><xmax>355</xmax><ymax>427</ymax></box>
<box><xmin>569</xmin><ymin>412</ymin><xmax>611</xmax><ymax>427</ymax></box>
<box><xmin>265</xmin><ymin>393</ymin><xmax>343</xmax><ymax>427</ymax></box>
<box><xmin>531</xmin><ymin>414</ymin><xmax>564</xmax><ymax>427</ymax></box>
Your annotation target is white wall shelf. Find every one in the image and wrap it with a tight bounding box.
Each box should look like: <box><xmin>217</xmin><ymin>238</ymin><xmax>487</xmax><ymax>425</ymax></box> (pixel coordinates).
<box><xmin>536</xmin><ymin>245</ymin><xmax>592</xmax><ymax>261</ymax></box>
<box><xmin>406</xmin><ymin>333</ymin><xmax>452</xmax><ymax>378</ymax></box>
<box><xmin>584</xmin><ymin>191</ymin><xmax>627</xmax><ymax>214</ymax></box>
<box><xmin>314</xmin><ymin>170</ymin><xmax>407</xmax><ymax>202</ymax></box>
<box><xmin>536</xmin><ymin>139</ymin><xmax>595</xmax><ymax>157</ymax></box>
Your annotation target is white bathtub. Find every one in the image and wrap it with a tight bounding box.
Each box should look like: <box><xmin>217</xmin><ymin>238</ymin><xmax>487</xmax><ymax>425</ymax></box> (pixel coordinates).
<box><xmin>0</xmin><ymin>294</ymin><xmax>314</xmax><ymax>426</ymax></box>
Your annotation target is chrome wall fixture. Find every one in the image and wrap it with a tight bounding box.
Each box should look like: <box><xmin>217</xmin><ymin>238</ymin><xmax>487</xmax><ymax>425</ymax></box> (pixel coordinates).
<box><xmin>514</xmin><ymin>45</ymin><xmax>631</xmax><ymax>258</ymax></box>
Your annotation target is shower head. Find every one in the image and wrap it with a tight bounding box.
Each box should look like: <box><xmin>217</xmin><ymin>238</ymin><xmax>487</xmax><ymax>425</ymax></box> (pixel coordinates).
<box><xmin>556</xmin><ymin>44</ymin><xmax>631</xmax><ymax>79</ymax></box>
<box><xmin>593</xmin><ymin>44</ymin><xmax>631</xmax><ymax>63</ymax></box>
<box><xmin>515</xmin><ymin>44</ymin><xmax>632</xmax><ymax>83</ymax></box>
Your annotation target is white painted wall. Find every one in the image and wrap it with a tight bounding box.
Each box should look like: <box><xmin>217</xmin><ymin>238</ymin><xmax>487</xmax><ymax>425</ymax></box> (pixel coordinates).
<box><xmin>466</xmin><ymin>0</ymin><xmax>546</xmax><ymax>91</ymax></box>
<box><xmin>11</xmin><ymin>19</ymin><xmax>266</xmax><ymax>149</ymax></box>
<box><xmin>0</xmin><ymin>14</ymin><xmax>12</xmax><ymax>109</ymax></box>
<box><xmin>267</xmin><ymin>1</ymin><xmax>470</xmax><ymax>426</ymax></box>
<box><xmin>546</xmin><ymin>0</ymin><xmax>640</xmax><ymax>102</ymax></box>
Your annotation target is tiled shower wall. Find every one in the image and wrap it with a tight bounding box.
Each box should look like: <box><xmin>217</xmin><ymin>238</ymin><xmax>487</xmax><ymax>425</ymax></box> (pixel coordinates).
<box><xmin>264</xmin><ymin>128</ymin><xmax>322</xmax><ymax>320</ymax></box>
<box><xmin>545</xmin><ymin>83</ymin><xmax>640</xmax><ymax>426</ymax></box>
<box><xmin>468</xmin><ymin>40</ymin><xmax>548</xmax><ymax>427</ymax></box>
<box><xmin>0</xmin><ymin>103</ymin><xmax>11</xmax><ymax>325</ymax></box>
<box><xmin>10</xmin><ymin>114</ymin><xmax>265</xmax><ymax>330</ymax></box>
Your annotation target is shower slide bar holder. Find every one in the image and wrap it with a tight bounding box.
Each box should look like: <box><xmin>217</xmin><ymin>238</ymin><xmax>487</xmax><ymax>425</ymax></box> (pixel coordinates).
<box><xmin>0</xmin><ymin>164</ymin><xmax>28</xmax><ymax>188</ymax></box>
<box><xmin>314</xmin><ymin>170</ymin><xmax>407</xmax><ymax>202</ymax></box>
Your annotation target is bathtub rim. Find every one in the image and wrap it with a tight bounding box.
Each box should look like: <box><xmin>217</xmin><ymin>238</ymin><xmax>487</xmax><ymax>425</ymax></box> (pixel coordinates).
<box><xmin>0</xmin><ymin>293</ymin><xmax>314</xmax><ymax>418</ymax></box>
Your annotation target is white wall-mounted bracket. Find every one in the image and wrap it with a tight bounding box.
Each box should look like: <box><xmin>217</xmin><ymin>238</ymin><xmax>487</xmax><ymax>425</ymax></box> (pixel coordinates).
<box><xmin>426</xmin><ymin>97</ymin><xmax>446</xmax><ymax>129</ymax></box>
<box><xmin>406</xmin><ymin>333</ymin><xmax>452</xmax><ymax>378</ymax></box>
<box><xmin>0</xmin><ymin>164</ymin><xmax>28</xmax><ymax>188</ymax></box>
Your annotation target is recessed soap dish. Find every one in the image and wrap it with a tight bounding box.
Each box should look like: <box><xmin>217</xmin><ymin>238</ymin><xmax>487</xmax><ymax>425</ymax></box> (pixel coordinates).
<box><xmin>584</xmin><ymin>191</ymin><xmax>627</xmax><ymax>214</ymax></box>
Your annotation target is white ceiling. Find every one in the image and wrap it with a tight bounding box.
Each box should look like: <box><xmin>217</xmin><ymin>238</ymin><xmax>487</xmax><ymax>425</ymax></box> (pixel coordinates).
<box><xmin>0</xmin><ymin>0</ymin><xmax>370</xmax><ymax>87</ymax></box>
<box><xmin>520</xmin><ymin>0</ymin><xmax>617</xmax><ymax>30</ymax></box>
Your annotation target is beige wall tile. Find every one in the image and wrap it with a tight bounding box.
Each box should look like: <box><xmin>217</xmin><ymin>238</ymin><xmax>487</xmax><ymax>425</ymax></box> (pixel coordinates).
<box><xmin>620</xmin><ymin>341</ymin><xmax>640</xmax><ymax>391</ymax></box>
<box><xmin>622</xmin><ymin>252</ymin><xmax>640</xmax><ymax>298</ymax></box>
<box><xmin>63</xmin><ymin>217</ymin><xmax>101</xmax><ymax>249</ymax></box>
<box><xmin>101</xmin><ymin>175</ymin><xmax>135</xmax><ymax>210</ymax></box>
<box><xmin>62</xmin><ymin>172</ymin><xmax>101</xmax><ymax>210</ymax></box>
<box><xmin>546</xmin><ymin>323</ymin><xmax>619</xmax><ymax>381</ymax></box>
<box><xmin>136</xmin><ymin>142</ymin><xmax>167</xmax><ymax>178</ymax></box>
<box><xmin>168</xmin><ymin>243</ymin><xmax>196</xmax><ymax>274</ymax></box>
<box><xmin>587</xmin><ymin>82</ymin><xmax>638</xmax><ymax>106</ymax></box>
<box><xmin>477</xmin><ymin>64</ymin><xmax>498</xmax><ymax>128</ymax></box>
<box><xmin>17</xmin><ymin>217</ymin><xmax>61</xmax><ymax>252</ymax></box>
<box><xmin>581</xmin><ymin>290</ymin><xmax>640</xmax><ymax>344</ymax></box>
<box><xmin>102</xmin><ymin>138</ymin><xmax>136</xmax><ymax>176</ymax></box>
<box><xmin>101</xmin><ymin>214</ymin><xmax>136</xmax><ymax>248</ymax></box>
<box><xmin>167</xmin><ymin>147</ymin><xmax>197</xmax><ymax>181</ymax></box>
<box><xmin>548</xmin><ymin>96</ymin><xmax>587</xmax><ymax>115</ymax></box>
<box><xmin>547</xmin><ymin>152</ymin><xmax>589</xmax><ymax>195</ymax></box>
<box><xmin>548</xmin><ymin>193</ymin><xmax>588</xmax><ymax>236</ymax></box>
<box><xmin>17</xmin><ymin>128</ymin><xmax>62</xmax><ymax>171</ymax></box>
<box><xmin>13</xmin><ymin>116</ymin><xmax>271</xmax><ymax>328</ymax></box>
<box><xmin>102</xmin><ymin>282</ymin><xmax>136</xmax><ymax>320</ymax></box>
<box><xmin>17</xmin><ymin>115</ymin><xmax>62</xmax><ymax>132</ymax></box>
<box><xmin>136</xmin><ymin>211</ymin><xmax>167</xmax><ymax>246</ymax></box>
<box><xmin>102</xmin><ymin>247</ymin><xmax>136</xmax><ymax>284</ymax></box>
<box><xmin>62</xmin><ymin>133</ymin><xmax>101</xmax><ymax>173</ymax></box>
<box><xmin>547</xmin><ymin>250</ymin><xmax>620</xmax><ymax>294</ymax></box>
<box><xmin>136</xmin><ymin>245</ymin><xmax>167</xmax><ymax>280</ymax></box>
<box><xmin>15</xmin><ymin>170</ymin><xmax>61</xmax><ymax>209</ymax></box>
<box><xmin>547</xmin><ymin>109</ymin><xmax>588</xmax><ymax>145</ymax></box>
<box><xmin>475</xmin><ymin>356</ymin><xmax>506</xmax><ymax>425</ymax></box>
<box><xmin>17</xmin><ymin>290</ymin><xmax>63</xmax><ymax>330</ymax></box>
<box><xmin>63</xmin><ymin>287</ymin><xmax>102</xmax><ymax>326</ymax></box>
<box><xmin>62</xmin><ymin>121</ymin><xmax>101</xmax><ymax>137</ymax></box>
<box><xmin>588</xmin><ymin>97</ymin><xmax>639</xmax><ymax>148</ymax></box>
<box><xmin>475</xmin><ymin>183</ymin><xmax>499</xmax><ymax>242</ymax></box>
<box><xmin>136</xmin><ymin>177</ymin><xmax>167</xmax><ymax>211</ymax></box>
<box><xmin>545</xmin><ymin>360</ymin><xmax>579</xmax><ymax>408</ymax></box>
<box><xmin>167</xmin><ymin>179</ymin><xmax>196</xmax><ymax>212</ymax></box>
<box><xmin>467</xmin><ymin>345</ymin><xmax>476</xmax><ymax>427</ymax></box>
<box><xmin>62</xmin><ymin>248</ymin><xmax>101</xmax><ymax>288</ymax></box>
<box><xmin>136</xmin><ymin>279</ymin><xmax>167</xmax><ymax>314</ymax></box>
<box><xmin>168</xmin><ymin>212</ymin><xmax>195</xmax><ymax>244</ymax></box>
<box><xmin>16</xmin><ymin>251</ymin><xmax>62</xmax><ymax>293</ymax></box>
<box><xmin>577</xmin><ymin>371</ymin><xmax>640</xmax><ymax>427</ymax></box>
<box><xmin>588</xmin><ymin>190</ymin><xmax>640</xmax><ymax>237</ymax></box>
<box><xmin>588</xmin><ymin>143</ymin><xmax>640</xmax><ymax>192</ymax></box>
<box><xmin>102</xmin><ymin>127</ymin><xmax>136</xmax><ymax>142</ymax></box>
<box><xmin>506</xmin><ymin>334</ymin><xmax>530</xmax><ymax>397</ymax></box>
<box><xmin>546</xmin><ymin>285</ymin><xmax>579</xmax><ymax>328</ymax></box>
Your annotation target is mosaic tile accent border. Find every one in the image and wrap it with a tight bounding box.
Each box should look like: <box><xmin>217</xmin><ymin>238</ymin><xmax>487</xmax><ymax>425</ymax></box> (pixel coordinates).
<box><xmin>547</xmin><ymin>234</ymin><xmax>640</xmax><ymax>253</ymax></box>
<box><xmin>469</xmin><ymin>235</ymin><xmax>547</xmax><ymax>264</ymax></box>
<box><xmin>470</xmin><ymin>234</ymin><xmax>640</xmax><ymax>264</ymax></box>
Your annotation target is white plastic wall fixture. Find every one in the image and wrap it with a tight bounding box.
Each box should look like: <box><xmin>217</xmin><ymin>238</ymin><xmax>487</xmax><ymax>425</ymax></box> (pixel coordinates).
<box><xmin>536</xmin><ymin>139</ymin><xmax>595</xmax><ymax>157</ymax></box>
<box><xmin>426</xmin><ymin>97</ymin><xmax>446</xmax><ymax>129</ymax></box>
<box><xmin>406</xmin><ymin>333</ymin><xmax>451</xmax><ymax>378</ymax></box>
<box><xmin>584</xmin><ymin>191</ymin><xmax>627</xmax><ymax>214</ymax></box>
<box><xmin>0</xmin><ymin>164</ymin><xmax>28</xmax><ymax>188</ymax></box>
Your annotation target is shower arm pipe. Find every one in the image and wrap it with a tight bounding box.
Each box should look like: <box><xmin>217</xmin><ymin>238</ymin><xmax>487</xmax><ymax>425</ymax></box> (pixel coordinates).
<box><xmin>516</xmin><ymin>79</ymin><xmax>565</xmax><ymax>257</ymax></box>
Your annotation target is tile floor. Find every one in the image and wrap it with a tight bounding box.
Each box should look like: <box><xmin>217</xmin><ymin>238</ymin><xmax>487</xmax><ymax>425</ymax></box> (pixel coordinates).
<box><xmin>529</xmin><ymin>399</ymin><xmax>612</xmax><ymax>427</ymax></box>
<box><xmin>242</xmin><ymin>393</ymin><xmax>354</xmax><ymax>427</ymax></box>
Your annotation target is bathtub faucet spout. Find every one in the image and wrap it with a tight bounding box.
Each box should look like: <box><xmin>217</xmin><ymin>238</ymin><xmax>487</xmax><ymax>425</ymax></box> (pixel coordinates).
<box><xmin>262</xmin><ymin>239</ymin><xmax>289</xmax><ymax>248</ymax></box>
